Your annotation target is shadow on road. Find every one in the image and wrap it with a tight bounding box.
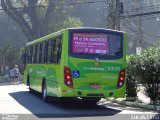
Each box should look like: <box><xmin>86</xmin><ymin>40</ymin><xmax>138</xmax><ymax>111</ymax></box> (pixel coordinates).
<box><xmin>9</xmin><ymin>91</ymin><xmax>121</xmax><ymax>118</ymax></box>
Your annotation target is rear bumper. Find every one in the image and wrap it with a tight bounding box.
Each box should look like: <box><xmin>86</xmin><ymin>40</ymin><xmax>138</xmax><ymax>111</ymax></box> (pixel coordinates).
<box><xmin>60</xmin><ymin>86</ymin><xmax>125</xmax><ymax>98</ymax></box>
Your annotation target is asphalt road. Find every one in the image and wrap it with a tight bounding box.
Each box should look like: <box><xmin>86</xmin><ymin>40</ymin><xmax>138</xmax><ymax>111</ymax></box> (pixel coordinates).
<box><xmin>0</xmin><ymin>84</ymin><xmax>159</xmax><ymax>120</ymax></box>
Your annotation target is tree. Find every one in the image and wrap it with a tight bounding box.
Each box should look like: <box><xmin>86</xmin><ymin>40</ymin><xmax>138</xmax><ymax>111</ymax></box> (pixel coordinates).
<box><xmin>1</xmin><ymin>0</ymin><xmax>69</xmax><ymax>42</ymax></box>
<box><xmin>69</xmin><ymin>0</ymin><xmax>106</xmax><ymax>28</ymax></box>
<box><xmin>106</xmin><ymin>0</ymin><xmax>116</xmax><ymax>29</ymax></box>
<box><xmin>137</xmin><ymin>47</ymin><xmax>160</xmax><ymax>102</ymax></box>
<box><xmin>0</xmin><ymin>44</ymin><xmax>23</xmax><ymax>68</ymax></box>
<box><xmin>127</xmin><ymin>47</ymin><xmax>160</xmax><ymax>102</ymax></box>
<box><xmin>55</xmin><ymin>16</ymin><xmax>83</xmax><ymax>31</ymax></box>
<box><xmin>0</xmin><ymin>11</ymin><xmax>25</xmax><ymax>46</ymax></box>
<box><xmin>126</xmin><ymin>55</ymin><xmax>139</xmax><ymax>99</ymax></box>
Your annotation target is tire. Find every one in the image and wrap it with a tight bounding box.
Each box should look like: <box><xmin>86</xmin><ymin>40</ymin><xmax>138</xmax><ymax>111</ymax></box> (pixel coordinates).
<box><xmin>27</xmin><ymin>75</ymin><xmax>30</xmax><ymax>86</ymax></box>
<box><xmin>154</xmin><ymin>96</ymin><xmax>160</xmax><ymax>112</ymax></box>
<box><xmin>42</xmin><ymin>81</ymin><xmax>48</xmax><ymax>103</ymax></box>
<box><xmin>27</xmin><ymin>76</ymin><xmax>33</xmax><ymax>93</ymax></box>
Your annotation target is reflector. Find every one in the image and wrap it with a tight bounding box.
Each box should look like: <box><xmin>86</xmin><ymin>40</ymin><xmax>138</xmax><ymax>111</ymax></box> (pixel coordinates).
<box><xmin>120</xmin><ymin>77</ymin><xmax>124</xmax><ymax>81</ymax></box>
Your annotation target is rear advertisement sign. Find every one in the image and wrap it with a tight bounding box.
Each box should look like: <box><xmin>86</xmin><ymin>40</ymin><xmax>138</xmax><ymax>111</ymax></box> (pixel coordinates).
<box><xmin>72</xmin><ymin>33</ymin><xmax>108</xmax><ymax>54</ymax></box>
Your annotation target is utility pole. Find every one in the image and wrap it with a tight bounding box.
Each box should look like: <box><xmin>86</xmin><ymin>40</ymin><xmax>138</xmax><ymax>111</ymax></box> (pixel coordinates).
<box><xmin>115</xmin><ymin>0</ymin><xmax>121</xmax><ymax>30</ymax></box>
<box><xmin>136</xmin><ymin>0</ymin><xmax>142</xmax><ymax>54</ymax></box>
<box><xmin>137</xmin><ymin>0</ymin><xmax>142</xmax><ymax>47</ymax></box>
<box><xmin>107</xmin><ymin>0</ymin><xmax>123</xmax><ymax>30</ymax></box>
<box><xmin>107</xmin><ymin>0</ymin><xmax>116</xmax><ymax>29</ymax></box>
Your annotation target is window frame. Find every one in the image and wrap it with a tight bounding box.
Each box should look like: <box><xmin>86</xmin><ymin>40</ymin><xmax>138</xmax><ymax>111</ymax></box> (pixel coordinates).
<box><xmin>25</xmin><ymin>34</ymin><xmax>63</xmax><ymax>64</ymax></box>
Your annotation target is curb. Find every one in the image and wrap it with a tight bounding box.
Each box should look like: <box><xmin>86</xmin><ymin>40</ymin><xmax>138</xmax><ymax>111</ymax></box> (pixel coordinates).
<box><xmin>106</xmin><ymin>98</ymin><xmax>155</xmax><ymax>110</ymax></box>
<box><xmin>0</xmin><ymin>81</ymin><xmax>24</xmax><ymax>86</ymax></box>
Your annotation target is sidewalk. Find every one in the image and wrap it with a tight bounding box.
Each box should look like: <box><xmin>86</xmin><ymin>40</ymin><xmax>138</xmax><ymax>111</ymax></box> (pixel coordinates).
<box><xmin>0</xmin><ymin>75</ymin><xmax>23</xmax><ymax>85</ymax></box>
<box><xmin>102</xmin><ymin>85</ymin><xmax>155</xmax><ymax>111</ymax></box>
<box><xmin>0</xmin><ymin>76</ymin><xmax>4</xmax><ymax>83</ymax></box>
<box><xmin>104</xmin><ymin>97</ymin><xmax>155</xmax><ymax>110</ymax></box>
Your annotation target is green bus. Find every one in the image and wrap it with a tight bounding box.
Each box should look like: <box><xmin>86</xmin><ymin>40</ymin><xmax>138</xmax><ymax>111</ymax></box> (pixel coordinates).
<box><xmin>23</xmin><ymin>28</ymin><xmax>126</xmax><ymax>104</ymax></box>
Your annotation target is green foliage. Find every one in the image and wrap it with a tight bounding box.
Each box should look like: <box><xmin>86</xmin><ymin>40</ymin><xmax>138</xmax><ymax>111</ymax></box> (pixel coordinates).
<box><xmin>139</xmin><ymin>47</ymin><xmax>160</xmax><ymax>82</ymax></box>
<box><xmin>0</xmin><ymin>12</ymin><xmax>25</xmax><ymax>46</ymax></box>
<box><xmin>127</xmin><ymin>47</ymin><xmax>160</xmax><ymax>101</ymax></box>
<box><xmin>1</xmin><ymin>0</ymin><xmax>106</xmax><ymax>42</ymax></box>
<box><xmin>126</xmin><ymin>55</ymin><xmax>138</xmax><ymax>97</ymax></box>
<box><xmin>137</xmin><ymin>47</ymin><xmax>160</xmax><ymax>101</ymax></box>
<box><xmin>62</xmin><ymin>16</ymin><xmax>83</xmax><ymax>28</ymax></box>
<box><xmin>0</xmin><ymin>44</ymin><xmax>23</xmax><ymax>70</ymax></box>
<box><xmin>1</xmin><ymin>0</ymin><xmax>72</xmax><ymax>41</ymax></box>
<box><xmin>55</xmin><ymin>16</ymin><xmax>83</xmax><ymax>31</ymax></box>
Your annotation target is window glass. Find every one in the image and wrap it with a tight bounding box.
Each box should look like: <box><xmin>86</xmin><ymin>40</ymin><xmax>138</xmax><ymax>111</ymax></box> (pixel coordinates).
<box><xmin>34</xmin><ymin>45</ymin><xmax>38</xmax><ymax>63</ymax></box>
<box><xmin>39</xmin><ymin>43</ymin><xmax>43</xmax><ymax>63</ymax></box>
<box><xmin>41</xmin><ymin>42</ymin><xmax>45</xmax><ymax>63</ymax></box>
<box><xmin>31</xmin><ymin>46</ymin><xmax>34</xmax><ymax>63</ymax></box>
<box><xmin>26</xmin><ymin>35</ymin><xmax>62</xmax><ymax>64</ymax></box>
<box><xmin>70</xmin><ymin>32</ymin><xmax>122</xmax><ymax>59</ymax></box>
<box><xmin>29</xmin><ymin>46</ymin><xmax>33</xmax><ymax>63</ymax></box>
<box><xmin>36</xmin><ymin>44</ymin><xmax>40</xmax><ymax>63</ymax></box>
<box><xmin>47</xmin><ymin>40</ymin><xmax>52</xmax><ymax>63</ymax></box>
<box><xmin>44</xmin><ymin>41</ymin><xmax>49</xmax><ymax>63</ymax></box>
<box><xmin>51</xmin><ymin>40</ymin><xmax>56</xmax><ymax>63</ymax></box>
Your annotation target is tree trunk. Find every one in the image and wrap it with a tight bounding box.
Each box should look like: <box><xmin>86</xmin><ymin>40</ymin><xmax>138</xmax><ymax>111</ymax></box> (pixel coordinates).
<box><xmin>1</xmin><ymin>0</ymin><xmax>65</xmax><ymax>42</ymax></box>
<box><xmin>1</xmin><ymin>0</ymin><xmax>43</xmax><ymax>42</ymax></box>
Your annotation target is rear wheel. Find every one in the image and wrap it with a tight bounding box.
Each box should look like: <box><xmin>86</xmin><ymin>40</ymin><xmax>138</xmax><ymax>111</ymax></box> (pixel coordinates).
<box><xmin>42</xmin><ymin>81</ymin><xmax>48</xmax><ymax>102</ymax></box>
<box><xmin>27</xmin><ymin>76</ymin><xmax>33</xmax><ymax>93</ymax></box>
<box><xmin>154</xmin><ymin>96</ymin><xmax>160</xmax><ymax>112</ymax></box>
<box><xmin>27</xmin><ymin>75</ymin><xmax>30</xmax><ymax>86</ymax></box>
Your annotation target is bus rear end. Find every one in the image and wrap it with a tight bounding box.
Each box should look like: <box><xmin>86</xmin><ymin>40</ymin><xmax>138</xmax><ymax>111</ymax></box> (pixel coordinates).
<box><xmin>61</xmin><ymin>28</ymin><xmax>126</xmax><ymax>102</ymax></box>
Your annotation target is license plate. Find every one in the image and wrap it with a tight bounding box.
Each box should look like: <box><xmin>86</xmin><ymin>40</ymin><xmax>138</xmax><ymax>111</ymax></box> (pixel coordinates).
<box><xmin>90</xmin><ymin>84</ymin><xmax>101</xmax><ymax>88</ymax></box>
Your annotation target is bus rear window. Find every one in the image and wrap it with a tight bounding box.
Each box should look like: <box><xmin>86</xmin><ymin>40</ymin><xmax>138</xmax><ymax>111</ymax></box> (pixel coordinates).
<box><xmin>71</xmin><ymin>32</ymin><xmax>121</xmax><ymax>56</ymax></box>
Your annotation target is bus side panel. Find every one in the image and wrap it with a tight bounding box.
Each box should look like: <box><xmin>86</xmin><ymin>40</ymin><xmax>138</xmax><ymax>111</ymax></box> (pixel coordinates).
<box><xmin>34</xmin><ymin>64</ymin><xmax>48</xmax><ymax>93</ymax></box>
<box><xmin>114</xmin><ymin>33</ymin><xmax>126</xmax><ymax>98</ymax></box>
<box><xmin>58</xmin><ymin>30</ymin><xmax>76</xmax><ymax>97</ymax></box>
<box><xmin>25</xmin><ymin>64</ymin><xmax>63</xmax><ymax>97</ymax></box>
<box><xmin>46</xmin><ymin>65</ymin><xmax>63</xmax><ymax>97</ymax></box>
<box><xmin>47</xmin><ymin>31</ymin><xmax>66</xmax><ymax>97</ymax></box>
<box><xmin>23</xmin><ymin>67</ymin><xmax>27</xmax><ymax>85</ymax></box>
<box><xmin>26</xmin><ymin>64</ymin><xmax>38</xmax><ymax>91</ymax></box>
<box><xmin>23</xmin><ymin>30</ymin><xmax>67</xmax><ymax>97</ymax></box>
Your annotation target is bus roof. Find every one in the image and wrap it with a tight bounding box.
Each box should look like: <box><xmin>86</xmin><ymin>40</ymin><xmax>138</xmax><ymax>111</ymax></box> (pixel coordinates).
<box><xmin>66</xmin><ymin>27</ymin><xmax>124</xmax><ymax>33</ymax></box>
<box><xmin>26</xmin><ymin>27</ymin><xmax>124</xmax><ymax>46</ymax></box>
<box><xmin>26</xmin><ymin>29</ymin><xmax>64</xmax><ymax>46</ymax></box>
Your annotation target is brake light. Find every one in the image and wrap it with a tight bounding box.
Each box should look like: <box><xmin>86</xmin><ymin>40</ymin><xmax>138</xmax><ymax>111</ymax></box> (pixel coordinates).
<box><xmin>116</xmin><ymin>69</ymin><xmax>125</xmax><ymax>89</ymax></box>
<box><xmin>64</xmin><ymin>66</ymin><xmax>73</xmax><ymax>88</ymax></box>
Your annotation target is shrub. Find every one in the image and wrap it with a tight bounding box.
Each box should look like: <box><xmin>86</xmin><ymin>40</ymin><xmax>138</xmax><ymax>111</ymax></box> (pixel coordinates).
<box><xmin>126</xmin><ymin>47</ymin><xmax>160</xmax><ymax>102</ymax></box>
<box><xmin>137</xmin><ymin>47</ymin><xmax>160</xmax><ymax>102</ymax></box>
<box><xmin>126</xmin><ymin>55</ymin><xmax>139</xmax><ymax>98</ymax></box>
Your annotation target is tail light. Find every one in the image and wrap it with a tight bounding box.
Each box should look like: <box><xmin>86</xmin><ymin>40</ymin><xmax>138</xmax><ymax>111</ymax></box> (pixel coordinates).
<box><xmin>116</xmin><ymin>69</ymin><xmax>125</xmax><ymax>89</ymax></box>
<box><xmin>64</xmin><ymin>66</ymin><xmax>73</xmax><ymax>88</ymax></box>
